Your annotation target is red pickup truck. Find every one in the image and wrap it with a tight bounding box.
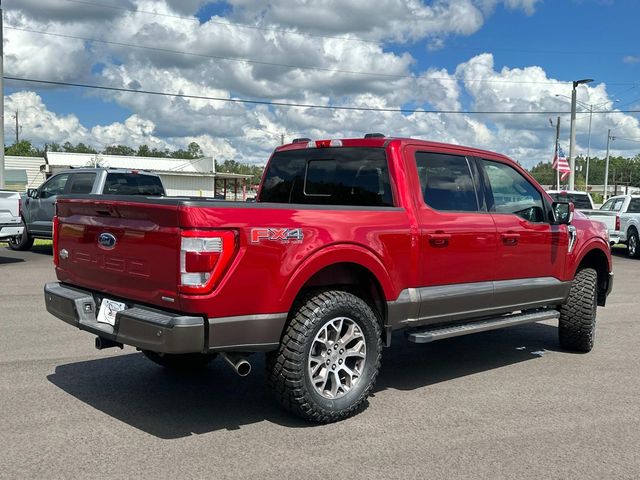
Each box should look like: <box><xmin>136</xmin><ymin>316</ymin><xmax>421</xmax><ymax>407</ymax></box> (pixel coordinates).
<box><xmin>45</xmin><ymin>135</ymin><xmax>613</xmax><ymax>423</ymax></box>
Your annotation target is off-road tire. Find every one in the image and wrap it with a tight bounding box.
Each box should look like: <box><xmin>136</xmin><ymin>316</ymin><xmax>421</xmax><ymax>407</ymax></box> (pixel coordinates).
<box><xmin>8</xmin><ymin>221</ymin><xmax>34</xmax><ymax>251</ymax></box>
<box><xmin>558</xmin><ymin>268</ymin><xmax>598</xmax><ymax>352</ymax></box>
<box><xmin>267</xmin><ymin>290</ymin><xmax>382</xmax><ymax>423</ymax></box>
<box><xmin>142</xmin><ymin>351</ymin><xmax>216</xmax><ymax>370</ymax></box>
<box><xmin>627</xmin><ymin>229</ymin><xmax>640</xmax><ymax>258</ymax></box>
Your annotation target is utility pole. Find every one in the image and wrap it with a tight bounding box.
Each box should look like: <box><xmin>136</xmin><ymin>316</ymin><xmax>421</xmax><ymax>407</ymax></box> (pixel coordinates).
<box><xmin>568</xmin><ymin>78</ymin><xmax>594</xmax><ymax>190</ymax></box>
<box><xmin>0</xmin><ymin>0</ymin><xmax>5</xmax><ymax>189</ymax></box>
<box><xmin>552</xmin><ymin>116</ymin><xmax>561</xmax><ymax>190</ymax></box>
<box><xmin>14</xmin><ymin>109</ymin><xmax>18</xmax><ymax>144</ymax></box>
<box><xmin>604</xmin><ymin>129</ymin><xmax>612</xmax><ymax>201</ymax></box>
<box><xmin>280</xmin><ymin>133</ymin><xmax>284</xmax><ymax>145</ymax></box>
<box><xmin>584</xmin><ymin>104</ymin><xmax>593</xmax><ymax>192</ymax></box>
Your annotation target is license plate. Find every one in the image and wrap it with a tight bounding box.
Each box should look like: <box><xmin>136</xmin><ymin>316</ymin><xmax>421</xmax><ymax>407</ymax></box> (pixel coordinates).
<box><xmin>97</xmin><ymin>298</ymin><xmax>126</xmax><ymax>326</ymax></box>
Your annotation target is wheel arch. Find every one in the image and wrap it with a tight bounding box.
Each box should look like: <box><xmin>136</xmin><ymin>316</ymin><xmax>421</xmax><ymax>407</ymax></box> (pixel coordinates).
<box><xmin>279</xmin><ymin>245</ymin><xmax>397</xmax><ymax>343</ymax></box>
<box><xmin>574</xmin><ymin>246</ymin><xmax>611</xmax><ymax>306</ymax></box>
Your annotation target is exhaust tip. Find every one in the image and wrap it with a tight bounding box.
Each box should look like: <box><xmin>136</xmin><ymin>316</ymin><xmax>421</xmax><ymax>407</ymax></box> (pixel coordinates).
<box><xmin>221</xmin><ymin>352</ymin><xmax>252</xmax><ymax>377</ymax></box>
<box><xmin>236</xmin><ymin>361</ymin><xmax>251</xmax><ymax>377</ymax></box>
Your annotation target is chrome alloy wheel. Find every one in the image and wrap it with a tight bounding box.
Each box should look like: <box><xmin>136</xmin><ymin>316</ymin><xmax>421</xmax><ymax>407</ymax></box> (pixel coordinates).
<box><xmin>630</xmin><ymin>234</ymin><xmax>637</xmax><ymax>256</ymax></box>
<box><xmin>307</xmin><ymin>317</ymin><xmax>367</xmax><ymax>400</ymax></box>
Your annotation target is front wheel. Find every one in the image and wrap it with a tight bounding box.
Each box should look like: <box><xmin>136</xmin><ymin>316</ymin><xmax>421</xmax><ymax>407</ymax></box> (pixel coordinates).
<box><xmin>8</xmin><ymin>221</ymin><xmax>34</xmax><ymax>251</ymax></box>
<box><xmin>558</xmin><ymin>268</ymin><xmax>598</xmax><ymax>352</ymax></box>
<box><xmin>267</xmin><ymin>290</ymin><xmax>382</xmax><ymax>423</ymax></box>
<box><xmin>627</xmin><ymin>230</ymin><xmax>640</xmax><ymax>258</ymax></box>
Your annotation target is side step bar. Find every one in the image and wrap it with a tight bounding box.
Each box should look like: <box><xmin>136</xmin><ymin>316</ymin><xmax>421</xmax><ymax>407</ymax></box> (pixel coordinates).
<box><xmin>407</xmin><ymin>309</ymin><xmax>560</xmax><ymax>344</ymax></box>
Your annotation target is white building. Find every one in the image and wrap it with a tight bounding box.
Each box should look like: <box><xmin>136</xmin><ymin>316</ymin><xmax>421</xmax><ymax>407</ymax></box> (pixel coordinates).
<box><xmin>4</xmin><ymin>152</ymin><xmax>252</xmax><ymax>198</ymax></box>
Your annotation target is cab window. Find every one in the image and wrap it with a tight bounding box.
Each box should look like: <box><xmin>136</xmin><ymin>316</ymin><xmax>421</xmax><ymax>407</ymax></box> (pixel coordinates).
<box><xmin>40</xmin><ymin>174</ymin><xmax>71</xmax><ymax>199</ymax></box>
<box><xmin>481</xmin><ymin>159</ymin><xmax>544</xmax><ymax>222</ymax></box>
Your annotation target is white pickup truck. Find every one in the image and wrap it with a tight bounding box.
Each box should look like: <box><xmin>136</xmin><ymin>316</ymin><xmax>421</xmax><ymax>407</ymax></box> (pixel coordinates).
<box><xmin>582</xmin><ymin>194</ymin><xmax>640</xmax><ymax>257</ymax></box>
<box><xmin>0</xmin><ymin>190</ymin><xmax>24</xmax><ymax>242</ymax></box>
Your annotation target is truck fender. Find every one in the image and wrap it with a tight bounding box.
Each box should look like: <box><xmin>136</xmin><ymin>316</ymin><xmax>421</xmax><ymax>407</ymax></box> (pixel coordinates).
<box><xmin>279</xmin><ymin>243</ymin><xmax>397</xmax><ymax>312</ymax></box>
<box><xmin>569</xmin><ymin>236</ymin><xmax>611</xmax><ymax>279</ymax></box>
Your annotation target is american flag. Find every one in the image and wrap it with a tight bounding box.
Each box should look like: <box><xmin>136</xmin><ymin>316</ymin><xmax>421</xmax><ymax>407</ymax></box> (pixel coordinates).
<box><xmin>552</xmin><ymin>146</ymin><xmax>571</xmax><ymax>181</ymax></box>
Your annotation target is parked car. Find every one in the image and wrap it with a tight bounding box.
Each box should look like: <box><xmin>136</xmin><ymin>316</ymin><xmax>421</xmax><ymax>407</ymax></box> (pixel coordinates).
<box><xmin>582</xmin><ymin>194</ymin><xmax>640</xmax><ymax>256</ymax></box>
<box><xmin>44</xmin><ymin>136</ymin><xmax>612</xmax><ymax>423</ymax></box>
<box><xmin>546</xmin><ymin>190</ymin><xmax>595</xmax><ymax>210</ymax></box>
<box><xmin>9</xmin><ymin>168</ymin><xmax>165</xmax><ymax>251</ymax></box>
<box><xmin>0</xmin><ymin>190</ymin><xmax>24</xmax><ymax>242</ymax></box>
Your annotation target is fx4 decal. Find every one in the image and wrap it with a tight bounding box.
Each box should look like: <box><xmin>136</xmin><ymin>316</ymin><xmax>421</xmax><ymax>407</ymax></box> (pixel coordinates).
<box><xmin>251</xmin><ymin>228</ymin><xmax>304</xmax><ymax>243</ymax></box>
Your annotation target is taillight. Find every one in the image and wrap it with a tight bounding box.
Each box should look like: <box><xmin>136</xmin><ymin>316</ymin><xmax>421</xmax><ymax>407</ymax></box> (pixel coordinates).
<box><xmin>615</xmin><ymin>216</ymin><xmax>621</xmax><ymax>231</ymax></box>
<box><xmin>53</xmin><ymin>216</ymin><xmax>60</xmax><ymax>266</ymax></box>
<box><xmin>179</xmin><ymin>230</ymin><xmax>237</xmax><ymax>294</ymax></box>
<box><xmin>18</xmin><ymin>197</ymin><xmax>22</xmax><ymax>217</ymax></box>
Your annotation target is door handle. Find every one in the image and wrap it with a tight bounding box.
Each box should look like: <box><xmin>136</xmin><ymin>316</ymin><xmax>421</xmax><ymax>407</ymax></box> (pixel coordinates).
<box><xmin>428</xmin><ymin>232</ymin><xmax>451</xmax><ymax>248</ymax></box>
<box><xmin>501</xmin><ymin>232</ymin><xmax>520</xmax><ymax>246</ymax></box>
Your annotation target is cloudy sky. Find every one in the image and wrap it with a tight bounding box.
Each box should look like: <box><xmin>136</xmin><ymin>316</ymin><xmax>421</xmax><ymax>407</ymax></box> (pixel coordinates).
<box><xmin>3</xmin><ymin>0</ymin><xmax>640</xmax><ymax>167</ymax></box>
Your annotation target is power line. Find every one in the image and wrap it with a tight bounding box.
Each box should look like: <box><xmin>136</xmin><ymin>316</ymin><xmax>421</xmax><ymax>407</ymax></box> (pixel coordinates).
<box><xmin>7</xmin><ymin>25</ymin><xmax>586</xmax><ymax>85</ymax></box>
<box><xmin>5</xmin><ymin>75</ymin><xmax>640</xmax><ymax>115</ymax></box>
<box><xmin>4</xmin><ymin>26</ymin><xmax>417</xmax><ymax>80</ymax></box>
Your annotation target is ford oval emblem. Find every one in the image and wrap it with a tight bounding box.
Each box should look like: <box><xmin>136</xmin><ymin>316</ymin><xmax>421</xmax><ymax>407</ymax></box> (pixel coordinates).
<box><xmin>98</xmin><ymin>232</ymin><xmax>117</xmax><ymax>250</ymax></box>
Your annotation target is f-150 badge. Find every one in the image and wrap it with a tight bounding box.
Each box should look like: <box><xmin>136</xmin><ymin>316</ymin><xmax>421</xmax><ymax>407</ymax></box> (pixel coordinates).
<box><xmin>250</xmin><ymin>228</ymin><xmax>304</xmax><ymax>243</ymax></box>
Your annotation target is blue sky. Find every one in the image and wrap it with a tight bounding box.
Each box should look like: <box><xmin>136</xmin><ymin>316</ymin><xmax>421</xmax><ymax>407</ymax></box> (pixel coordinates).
<box><xmin>4</xmin><ymin>0</ymin><xmax>640</xmax><ymax>165</ymax></box>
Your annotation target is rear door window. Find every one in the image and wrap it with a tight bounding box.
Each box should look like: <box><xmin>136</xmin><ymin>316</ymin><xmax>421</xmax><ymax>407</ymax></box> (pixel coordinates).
<box><xmin>68</xmin><ymin>173</ymin><xmax>96</xmax><ymax>194</ymax></box>
<box><xmin>627</xmin><ymin>198</ymin><xmax>640</xmax><ymax>213</ymax></box>
<box><xmin>260</xmin><ymin>147</ymin><xmax>393</xmax><ymax>206</ymax></box>
<box><xmin>414</xmin><ymin>152</ymin><xmax>479</xmax><ymax>212</ymax></box>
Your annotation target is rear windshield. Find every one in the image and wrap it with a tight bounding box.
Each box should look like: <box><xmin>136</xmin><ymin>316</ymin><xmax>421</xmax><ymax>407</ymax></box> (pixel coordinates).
<box><xmin>259</xmin><ymin>147</ymin><xmax>393</xmax><ymax>207</ymax></box>
<box><xmin>104</xmin><ymin>173</ymin><xmax>165</xmax><ymax>196</ymax></box>
<box><xmin>548</xmin><ymin>192</ymin><xmax>592</xmax><ymax>209</ymax></box>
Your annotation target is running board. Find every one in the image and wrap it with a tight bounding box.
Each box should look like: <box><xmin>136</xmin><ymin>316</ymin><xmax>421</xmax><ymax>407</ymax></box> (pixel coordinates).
<box><xmin>406</xmin><ymin>309</ymin><xmax>560</xmax><ymax>344</ymax></box>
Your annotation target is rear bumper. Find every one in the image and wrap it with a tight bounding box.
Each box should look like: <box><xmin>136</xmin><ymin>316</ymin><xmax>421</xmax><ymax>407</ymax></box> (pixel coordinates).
<box><xmin>44</xmin><ymin>282</ymin><xmax>205</xmax><ymax>354</ymax></box>
<box><xmin>44</xmin><ymin>282</ymin><xmax>287</xmax><ymax>353</ymax></box>
<box><xmin>0</xmin><ymin>224</ymin><xmax>23</xmax><ymax>239</ymax></box>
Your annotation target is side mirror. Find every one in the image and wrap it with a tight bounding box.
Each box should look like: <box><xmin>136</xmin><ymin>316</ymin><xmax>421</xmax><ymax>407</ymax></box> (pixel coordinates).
<box><xmin>552</xmin><ymin>201</ymin><xmax>574</xmax><ymax>225</ymax></box>
<box><xmin>27</xmin><ymin>188</ymin><xmax>38</xmax><ymax>199</ymax></box>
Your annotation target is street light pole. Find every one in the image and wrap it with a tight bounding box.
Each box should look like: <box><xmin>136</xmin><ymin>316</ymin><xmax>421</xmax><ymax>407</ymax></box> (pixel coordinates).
<box><xmin>585</xmin><ymin>104</ymin><xmax>593</xmax><ymax>192</ymax></box>
<box><xmin>0</xmin><ymin>0</ymin><xmax>5</xmax><ymax>189</ymax></box>
<box><xmin>604</xmin><ymin>129</ymin><xmax>612</xmax><ymax>201</ymax></box>
<box><xmin>568</xmin><ymin>78</ymin><xmax>593</xmax><ymax>190</ymax></box>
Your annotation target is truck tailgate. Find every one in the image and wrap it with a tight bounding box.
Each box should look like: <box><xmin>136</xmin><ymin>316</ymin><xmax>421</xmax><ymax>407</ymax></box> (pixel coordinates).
<box><xmin>55</xmin><ymin>198</ymin><xmax>182</xmax><ymax>309</ymax></box>
<box><xmin>0</xmin><ymin>191</ymin><xmax>21</xmax><ymax>225</ymax></box>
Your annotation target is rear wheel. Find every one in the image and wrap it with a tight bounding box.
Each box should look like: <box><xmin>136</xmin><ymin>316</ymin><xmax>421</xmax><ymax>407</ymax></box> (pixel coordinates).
<box><xmin>558</xmin><ymin>268</ymin><xmax>598</xmax><ymax>352</ymax></box>
<box><xmin>8</xmin><ymin>221</ymin><xmax>34</xmax><ymax>251</ymax></box>
<box><xmin>627</xmin><ymin>229</ymin><xmax>640</xmax><ymax>258</ymax></box>
<box><xmin>267</xmin><ymin>290</ymin><xmax>382</xmax><ymax>423</ymax></box>
<box><xmin>142</xmin><ymin>351</ymin><xmax>216</xmax><ymax>370</ymax></box>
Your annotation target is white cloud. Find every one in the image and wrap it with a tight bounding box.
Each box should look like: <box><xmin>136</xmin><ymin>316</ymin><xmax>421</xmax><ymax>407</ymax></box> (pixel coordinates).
<box><xmin>623</xmin><ymin>55</ymin><xmax>640</xmax><ymax>64</ymax></box>
<box><xmin>3</xmin><ymin>0</ymin><xmax>639</xmax><ymax>171</ymax></box>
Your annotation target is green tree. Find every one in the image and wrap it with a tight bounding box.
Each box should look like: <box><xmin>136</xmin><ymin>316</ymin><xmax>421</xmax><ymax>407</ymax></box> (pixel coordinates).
<box><xmin>5</xmin><ymin>140</ymin><xmax>44</xmax><ymax>157</ymax></box>
<box><xmin>62</xmin><ymin>142</ymin><xmax>97</xmax><ymax>154</ymax></box>
<box><xmin>103</xmin><ymin>144</ymin><xmax>135</xmax><ymax>156</ymax></box>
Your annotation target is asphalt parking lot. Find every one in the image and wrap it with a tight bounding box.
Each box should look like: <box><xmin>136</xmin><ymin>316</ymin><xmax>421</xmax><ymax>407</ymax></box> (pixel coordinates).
<box><xmin>1</xmin><ymin>244</ymin><xmax>639</xmax><ymax>479</ymax></box>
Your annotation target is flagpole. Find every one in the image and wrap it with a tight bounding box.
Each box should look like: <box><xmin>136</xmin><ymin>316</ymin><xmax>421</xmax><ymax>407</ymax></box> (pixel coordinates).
<box><xmin>555</xmin><ymin>116</ymin><xmax>560</xmax><ymax>190</ymax></box>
